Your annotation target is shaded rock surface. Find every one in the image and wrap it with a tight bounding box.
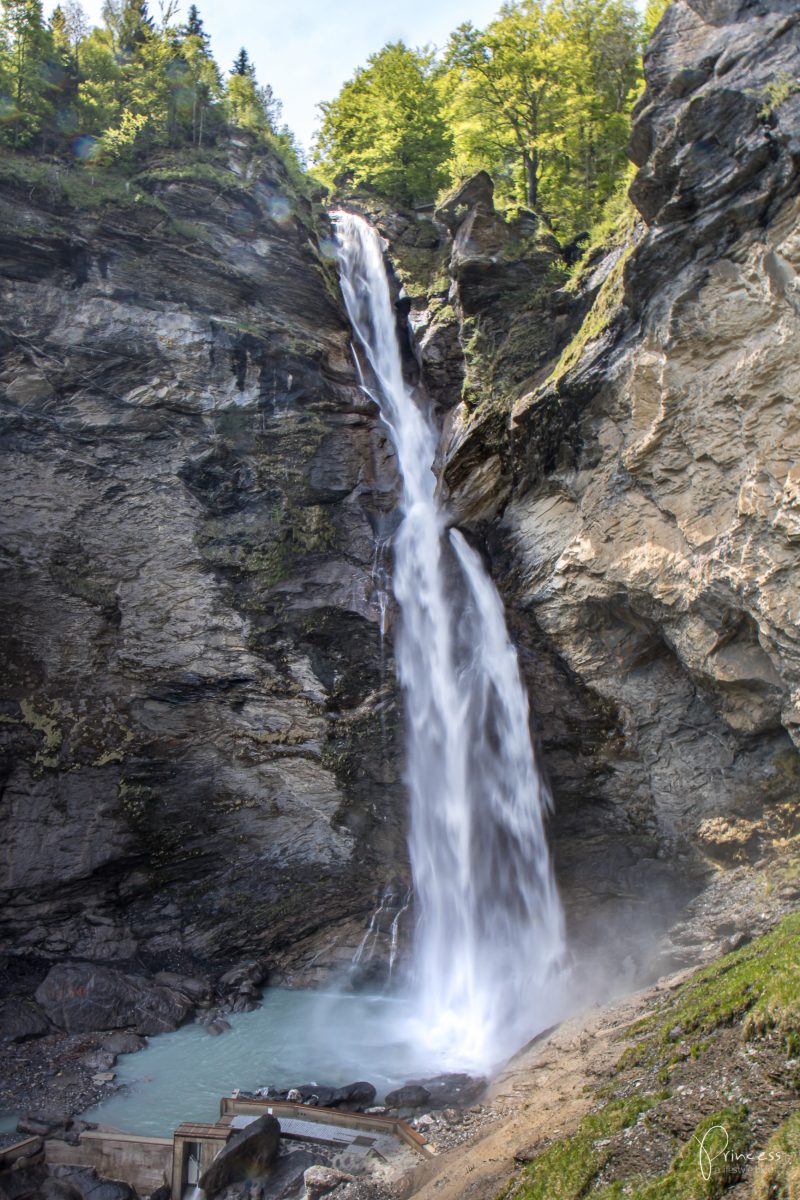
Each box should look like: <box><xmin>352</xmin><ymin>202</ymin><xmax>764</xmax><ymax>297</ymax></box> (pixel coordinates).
<box><xmin>198</xmin><ymin>1113</ymin><xmax>280</xmax><ymax>1196</ymax></box>
<box><xmin>0</xmin><ymin>1000</ymin><xmax>49</xmax><ymax>1043</ymax></box>
<box><xmin>0</xmin><ymin>139</ymin><xmax>408</xmax><ymax>985</ymax></box>
<box><xmin>35</xmin><ymin>963</ymin><xmax>190</xmax><ymax>1035</ymax></box>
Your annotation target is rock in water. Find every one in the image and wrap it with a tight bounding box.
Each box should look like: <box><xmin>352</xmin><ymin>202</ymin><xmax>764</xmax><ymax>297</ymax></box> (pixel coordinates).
<box><xmin>35</xmin><ymin>963</ymin><xmax>191</xmax><ymax>1035</ymax></box>
<box><xmin>327</xmin><ymin>1081</ymin><xmax>376</xmax><ymax>1109</ymax></box>
<box><xmin>384</xmin><ymin>1085</ymin><xmax>431</xmax><ymax>1109</ymax></box>
<box><xmin>198</xmin><ymin>1114</ymin><xmax>281</xmax><ymax>1196</ymax></box>
<box><xmin>49</xmin><ymin>1168</ymin><xmax>137</xmax><ymax>1200</ymax></box>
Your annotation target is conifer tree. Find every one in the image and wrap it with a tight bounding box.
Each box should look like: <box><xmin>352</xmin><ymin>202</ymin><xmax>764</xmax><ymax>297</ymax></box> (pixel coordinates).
<box><xmin>231</xmin><ymin>47</ymin><xmax>253</xmax><ymax>77</ymax></box>
<box><xmin>0</xmin><ymin>0</ymin><xmax>54</xmax><ymax>146</ymax></box>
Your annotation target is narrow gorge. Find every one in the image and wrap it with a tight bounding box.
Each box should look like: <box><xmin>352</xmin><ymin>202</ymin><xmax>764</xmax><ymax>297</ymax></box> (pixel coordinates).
<box><xmin>1</xmin><ymin>0</ymin><xmax>800</xmax><ymax>1196</ymax></box>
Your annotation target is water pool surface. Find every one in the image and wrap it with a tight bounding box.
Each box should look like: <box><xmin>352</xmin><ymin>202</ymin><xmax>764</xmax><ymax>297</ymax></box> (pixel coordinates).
<box><xmin>83</xmin><ymin>988</ymin><xmax>433</xmax><ymax>1137</ymax></box>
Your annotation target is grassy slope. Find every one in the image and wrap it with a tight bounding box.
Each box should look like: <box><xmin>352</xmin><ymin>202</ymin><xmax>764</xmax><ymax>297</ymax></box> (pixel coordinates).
<box><xmin>503</xmin><ymin>913</ymin><xmax>800</xmax><ymax>1200</ymax></box>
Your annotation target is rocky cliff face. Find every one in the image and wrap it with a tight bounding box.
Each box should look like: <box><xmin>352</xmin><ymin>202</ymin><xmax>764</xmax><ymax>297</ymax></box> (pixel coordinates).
<box><xmin>2</xmin><ymin>0</ymin><xmax>798</xmax><ymax>1005</ymax></box>
<box><xmin>421</xmin><ymin>0</ymin><xmax>800</xmax><ymax>965</ymax></box>
<box><xmin>0</xmin><ymin>141</ymin><xmax>409</xmax><ymax>984</ymax></box>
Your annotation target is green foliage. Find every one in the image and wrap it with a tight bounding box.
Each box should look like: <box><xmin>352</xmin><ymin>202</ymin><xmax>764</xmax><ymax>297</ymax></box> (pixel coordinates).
<box><xmin>444</xmin><ymin>0</ymin><xmax>643</xmax><ymax>237</ymax></box>
<box><xmin>314</xmin><ymin>0</ymin><xmax>643</xmax><ymax>234</ymax></box>
<box><xmin>0</xmin><ymin>0</ymin><xmax>54</xmax><ymax>146</ymax></box>
<box><xmin>642</xmin><ymin>0</ymin><xmax>669</xmax><ymax>40</ymax></box>
<box><xmin>313</xmin><ymin>40</ymin><xmax>452</xmax><ymax>205</ymax></box>
<box><xmin>510</xmin><ymin>1094</ymin><xmax>666</xmax><ymax>1199</ymax></box>
<box><xmin>0</xmin><ymin>0</ymin><xmax>292</xmax><ymax>169</ymax></box>
<box><xmin>595</xmin><ymin>1107</ymin><xmax>751</xmax><ymax>1200</ymax></box>
<box><xmin>757</xmin><ymin>71</ymin><xmax>800</xmax><ymax>119</ymax></box>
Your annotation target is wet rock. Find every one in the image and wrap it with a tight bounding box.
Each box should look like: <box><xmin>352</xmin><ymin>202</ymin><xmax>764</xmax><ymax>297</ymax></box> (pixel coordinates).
<box><xmin>205</xmin><ymin>1019</ymin><xmax>231</xmax><ymax>1037</ymax></box>
<box><xmin>216</xmin><ymin>963</ymin><xmax>267</xmax><ymax>993</ymax></box>
<box><xmin>35</xmin><ymin>964</ymin><xmax>191</xmax><ymax>1036</ymax></box>
<box><xmin>327</xmin><ymin>1082</ymin><xmax>376</xmax><ymax>1110</ymax></box>
<box><xmin>40</xmin><ymin>1179</ymin><xmax>83</xmax><ymax>1200</ymax></box>
<box><xmin>409</xmin><ymin>1074</ymin><xmax>486</xmax><ymax>1109</ymax></box>
<box><xmin>0</xmin><ymin>1001</ymin><xmax>50</xmax><ymax>1043</ymax></box>
<box><xmin>303</xmin><ymin>1166</ymin><xmax>354</xmax><ymax>1200</ymax></box>
<box><xmin>0</xmin><ymin>1163</ymin><xmax>47</xmax><ymax>1200</ymax></box>
<box><xmin>17</xmin><ymin>1115</ymin><xmax>70</xmax><ymax>1139</ymax></box>
<box><xmin>0</xmin><ymin>142</ymin><xmax>407</xmax><ymax>983</ymax></box>
<box><xmin>99</xmin><ymin>1033</ymin><xmax>145</xmax><ymax>1056</ymax></box>
<box><xmin>383</xmin><ymin>1085</ymin><xmax>430</xmax><ymax>1109</ymax></box>
<box><xmin>152</xmin><ymin>973</ymin><xmax>211</xmax><ymax>1003</ymax></box>
<box><xmin>80</xmin><ymin>1052</ymin><xmax>115</xmax><ymax>1073</ymax></box>
<box><xmin>198</xmin><ymin>1113</ymin><xmax>280</xmax><ymax>1197</ymax></box>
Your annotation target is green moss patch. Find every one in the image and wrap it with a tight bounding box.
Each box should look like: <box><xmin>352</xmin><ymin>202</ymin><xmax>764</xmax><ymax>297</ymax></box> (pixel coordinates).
<box><xmin>752</xmin><ymin>1111</ymin><xmax>800</xmax><ymax>1199</ymax></box>
<box><xmin>623</xmin><ymin>911</ymin><xmax>800</xmax><ymax>1067</ymax></box>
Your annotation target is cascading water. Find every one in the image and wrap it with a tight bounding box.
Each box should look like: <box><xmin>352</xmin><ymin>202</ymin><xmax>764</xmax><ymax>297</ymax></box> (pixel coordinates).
<box><xmin>333</xmin><ymin>211</ymin><xmax>565</xmax><ymax>1071</ymax></box>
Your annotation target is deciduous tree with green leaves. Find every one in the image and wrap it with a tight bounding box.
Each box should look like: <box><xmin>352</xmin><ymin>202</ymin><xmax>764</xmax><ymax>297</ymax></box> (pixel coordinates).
<box><xmin>313</xmin><ymin>41</ymin><xmax>452</xmax><ymax>205</ymax></box>
<box><xmin>443</xmin><ymin>0</ymin><xmax>642</xmax><ymax>235</ymax></box>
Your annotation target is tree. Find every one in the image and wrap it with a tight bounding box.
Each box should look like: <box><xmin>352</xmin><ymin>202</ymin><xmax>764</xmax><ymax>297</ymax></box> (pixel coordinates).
<box><xmin>181</xmin><ymin>3</ymin><xmax>209</xmax><ymax>51</ymax></box>
<box><xmin>446</xmin><ymin>4</ymin><xmax>562</xmax><ymax>211</ymax></box>
<box><xmin>0</xmin><ymin>0</ymin><xmax>54</xmax><ymax>146</ymax></box>
<box><xmin>231</xmin><ymin>46</ymin><xmax>253</xmax><ymax>77</ymax></box>
<box><xmin>314</xmin><ymin>41</ymin><xmax>452</xmax><ymax>204</ymax></box>
<box><xmin>444</xmin><ymin>0</ymin><xmax>642</xmax><ymax>234</ymax></box>
<box><xmin>116</xmin><ymin>0</ymin><xmax>154</xmax><ymax>57</ymax></box>
<box><xmin>175</xmin><ymin>11</ymin><xmax>222</xmax><ymax>147</ymax></box>
<box><xmin>46</xmin><ymin>4</ymin><xmax>82</xmax><ymax>140</ymax></box>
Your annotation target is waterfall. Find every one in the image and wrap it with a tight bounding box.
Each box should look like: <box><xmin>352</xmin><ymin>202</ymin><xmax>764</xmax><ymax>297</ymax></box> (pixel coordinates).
<box><xmin>332</xmin><ymin>210</ymin><xmax>565</xmax><ymax>1070</ymax></box>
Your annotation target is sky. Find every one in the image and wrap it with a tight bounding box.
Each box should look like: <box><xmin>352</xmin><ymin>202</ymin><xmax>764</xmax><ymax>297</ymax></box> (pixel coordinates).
<box><xmin>49</xmin><ymin>0</ymin><xmax>506</xmax><ymax>153</ymax></box>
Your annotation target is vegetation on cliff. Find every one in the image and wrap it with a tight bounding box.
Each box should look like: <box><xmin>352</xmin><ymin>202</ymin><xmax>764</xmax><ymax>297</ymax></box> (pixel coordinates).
<box><xmin>314</xmin><ymin>0</ymin><xmax>657</xmax><ymax>238</ymax></box>
<box><xmin>0</xmin><ymin>0</ymin><xmax>301</xmax><ymax>173</ymax></box>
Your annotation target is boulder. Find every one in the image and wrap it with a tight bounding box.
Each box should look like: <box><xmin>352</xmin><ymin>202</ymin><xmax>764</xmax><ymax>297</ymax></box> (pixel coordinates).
<box><xmin>99</xmin><ymin>1033</ymin><xmax>145</xmax><ymax>1056</ymax></box>
<box><xmin>216</xmin><ymin>962</ymin><xmax>267</xmax><ymax>992</ymax></box>
<box><xmin>35</xmin><ymin>964</ymin><xmax>191</xmax><ymax>1036</ymax></box>
<box><xmin>303</xmin><ymin>1166</ymin><xmax>354</xmax><ymax>1200</ymax></box>
<box><xmin>17</xmin><ymin>1114</ymin><xmax>70</xmax><ymax>1140</ymax></box>
<box><xmin>435</xmin><ymin>172</ymin><xmax>495</xmax><ymax>231</ymax></box>
<box><xmin>0</xmin><ymin>1163</ymin><xmax>47</xmax><ymax>1200</ymax></box>
<box><xmin>152</xmin><ymin>973</ymin><xmax>211</xmax><ymax>1003</ymax></box>
<box><xmin>411</xmin><ymin>1073</ymin><xmax>487</xmax><ymax>1108</ymax></box>
<box><xmin>0</xmin><ymin>999</ymin><xmax>50</xmax><ymax>1042</ymax></box>
<box><xmin>327</xmin><ymin>1082</ymin><xmax>376</xmax><ymax>1110</ymax></box>
<box><xmin>384</xmin><ymin>1085</ymin><xmax>431</xmax><ymax>1109</ymax></box>
<box><xmin>198</xmin><ymin>1114</ymin><xmax>280</xmax><ymax>1196</ymax></box>
<box><xmin>40</xmin><ymin>1180</ymin><xmax>83</xmax><ymax>1200</ymax></box>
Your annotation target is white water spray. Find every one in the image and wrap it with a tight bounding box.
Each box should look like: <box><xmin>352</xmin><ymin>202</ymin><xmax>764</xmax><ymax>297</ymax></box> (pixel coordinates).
<box><xmin>333</xmin><ymin>211</ymin><xmax>565</xmax><ymax>1071</ymax></box>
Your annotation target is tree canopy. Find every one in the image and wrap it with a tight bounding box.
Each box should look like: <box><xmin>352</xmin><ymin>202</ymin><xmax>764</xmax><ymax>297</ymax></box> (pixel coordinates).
<box><xmin>314</xmin><ymin>0</ymin><xmax>645</xmax><ymax>237</ymax></box>
<box><xmin>0</xmin><ymin>0</ymin><xmax>295</xmax><ymax>164</ymax></box>
<box><xmin>314</xmin><ymin>41</ymin><xmax>452</xmax><ymax>206</ymax></box>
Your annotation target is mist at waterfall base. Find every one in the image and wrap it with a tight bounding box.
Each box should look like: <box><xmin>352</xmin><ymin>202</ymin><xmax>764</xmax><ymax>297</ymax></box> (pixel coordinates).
<box><xmin>332</xmin><ymin>211</ymin><xmax>566</xmax><ymax>1073</ymax></box>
